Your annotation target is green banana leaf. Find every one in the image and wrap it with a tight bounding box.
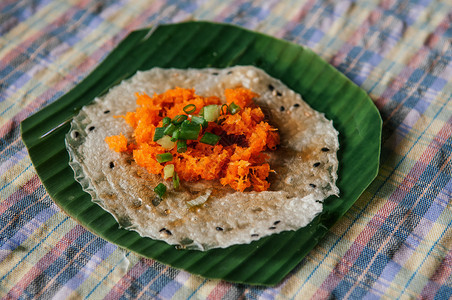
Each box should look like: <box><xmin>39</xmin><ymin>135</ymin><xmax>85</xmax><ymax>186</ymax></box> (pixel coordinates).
<box><xmin>21</xmin><ymin>21</ymin><xmax>381</xmax><ymax>286</ymax></box>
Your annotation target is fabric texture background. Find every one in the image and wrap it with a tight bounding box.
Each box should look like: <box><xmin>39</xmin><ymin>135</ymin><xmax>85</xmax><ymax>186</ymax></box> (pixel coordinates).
<box><xmin>1</xmin><ymin>0</ymin><xmax>451</xmax><ymax>299</ymax></box>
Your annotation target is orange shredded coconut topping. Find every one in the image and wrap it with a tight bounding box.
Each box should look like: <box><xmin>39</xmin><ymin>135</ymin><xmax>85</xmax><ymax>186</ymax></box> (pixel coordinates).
<box><xmin>105</xmin><ymin>133</ymin><xmax>128</xmax><ymax>152</ymax></box>
<box><xmin>105</xmin><ymin>87</ymin><xmax>280</xmax><ymax>192</ymax></box>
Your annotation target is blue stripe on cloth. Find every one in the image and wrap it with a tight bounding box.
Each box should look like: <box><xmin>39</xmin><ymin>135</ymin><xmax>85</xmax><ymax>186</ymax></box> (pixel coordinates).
<box><xmin>166</xmin><ymin>0</ymin><xmax>199</xmax><ymax>13</ymax></box>
<box><xmin>0</xmin><ymin>148</ymin><xmax>28</xmax><ymax>179</ymax></box>
<box><xmin>422</xmin><ymin>74</ymin><xmax>447</xmax><ymax>92</ymax></box>
<box><xmin>0</xmin><ymin>206</ymin><xmax>58</xmax><ymax>258</ymax></box>
<box><xmin>295</xmin><ymin>93</ymin><xmax>451</xmax><ymax>298</ymax></box>
<box><xmin>148</xmin><ymin>268</ymin><xmax>181</xmax><ymax>297</ymax></box>
<box><xmin>246</xmin><ymin>288</ymin><xmax>268</xmax><ymax>300</ymax></box>
<box><xmin>344</xmin><ymin>136</ymin><xmax>452</xmax><ymax>297</ymax></box>
<box><xmin>158</xmin><ymin>277</ymin><xmax>183</xmax><ymax>299</ymax></box>
<box><xmin>55</xmin><ymin>242</ymin><xmax>117</xmax><ymax>295</ymax></box>
<box><xmin>0</xmin><ymin>4</ymin><xmax>109</xmax><ymax>96</ymax></box>
<box><xmin>118</xmin><ymin>280</ymin><xmax>142</xmax><ymax>300</ymax></box>
<box><xmin>0</xmin><ymin>164</ymin><xmax>32</xmax><ymax>194</ymax></box>
<box><xmin>0</xmin><ymin>63</ymin><xmax>25</xmax><ymax>90</ymax></box>
<box><xmin>377</xmin><ymin>260</ymin><xmax>402</xmax><ymax>287</ymax></box>
<box><xmin>368</xmin><ymin>149</ymin><xmax>452</xmax><ymax>298</ymax></box>
<box><xmin>296</xmin><ymin>1</ymin><xmax>352</xmax><ymax>48</ymax></box>
<box><xmin>398</xmin><ymin>216</ymin><xmax>452</xmax><ymax>299</ymax></box>
<box><xmin>223</xmin><ymin>1</ymin><xmax>273</xmax><ymax>27</ymax></box>
<box><xmin>121</xmin><ymin>265</ymin><xmax>176</xmax><ymax>299</ymax></box>
<box><xmin>0</xmin><ymin>100</ymin><xmax>25</xmax><ymax>118</ymax></box>
<box><xmin>0</xmin><ymin>216</ymin><xmax>69</xmax><ymax>282</ymax></box>
<box><xmin>436</xmin><ymin>286</ymin><xmax>452</xmax><ymax>300</ymax></box>
<box><xmin>0</xmin><ymin>0</ymin><xmax>51</xmax><ymax>35</ymax></box>
<box><xmin>0</xmin><ymin>1</ymin><xmax>19</xmax><ymax>16</ymax></box>
<box><xmin>22</xmin><ymin>270</ymin><xmax>60</xmax><ymax>299</ymax></box>
<box><xmin>84</xmin><ymin>251</ymin><xmax>131</xmax><ymax>300</ymax></box>
<box><xmin>187</xmin><ymin>279</ymin><xmax>208</xmax><ymax>300</ymax></box>
<box><xmin>334</xmin><ymin>1</ymin><xmax>430</xmax><ymax>85</ymax></box>
<box><xmin>28</xmin><ymin>231</ymin><xmax>108</xmax><ymax>299</ymax></box>
<box><xmin>345</xmin><ymin>122</ymin><xmax>452</xmax><ymax>298</ymax></box>
<box><xmin>1</xmin><ymin>1</ymin><xmax>452</xmax><ymax>298</ymax></box>
<box><xmin>4</xmin><ymin>39</ymin><xmax>66</xmax><ymax>87</ymax></box>
<box><xmin>1</xmin><ymin>124</ymin><xmax>24</xmax><ymax>159</ymax></box>
<box><xmin>283</xmin><ymin>23</ymin><xmax>306</xmax><ymax>42</ymax></box>
<box><xmin>0</xmin><ymin>186</ymin><xmax>51</xmax><ymax>248</ymax></box>
<box><xmin>424</xmin><ymin>200</ymin><xmax>446</xmax><ymax>221</ymax></box>
<box><xmin>305</xmin><ymin>27</ymin><xmax>324</xmax><ymax>44</ymax></box>
<box><xmin>335</xmin><ymin>280</ymin><xmax>353</xmax><ymax>298</ymax></box>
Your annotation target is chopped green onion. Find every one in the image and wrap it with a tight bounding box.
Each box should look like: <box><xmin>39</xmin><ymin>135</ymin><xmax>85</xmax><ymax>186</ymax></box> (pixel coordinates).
<box><xmin>200</xmin><ymin>132</ymin><xmax>221</xmax><ymax>145</ymax></box>
<box><xmin>183</xmin><ymin>104</ymin><xmax>196</xmax><ymax>114</ymax></box>
<box><xmin>156</xmin><ymin>153</ymin><xmax>173</xmax><ymax>163</ymax></box>
<box><xmin>191</xmin><ymin>116</ymin><xmax>208</xmax><ymax>129</ymax></box>
<box><xmin>153</xmin><ymin>127</ymin><xmax>166</xmax><ymax>141</ymax></box>
<box><xmin>228</xmin><ymin>102</ymin><xmax>241</xmax><ymax>115</ymax></box>
<box><xmin>180</xmin><ymin>119</ymin><xmax>191</xmax><ymax>128</ymax></box>
<box><xmin>179</xmin><ymin>123</ymin><xmax>201</xmax><ymax>140</ymax></box>
<box><xmin>156</xmin><ymin>135</ymin><xmax>175</xmax><ymax>150</ymax></box>
<box><xmin>172</xmin><ymin>115</ymin><xmax>188</xmax><ymax>125</ymax></box>
<box><xmin>163</xmin><ymin>123</ymin><xmax>177</xmax><ymax>136</ymax></box>
<box><xmin>177</xmin><ymin>139</ymin><xmax>187</xmax><ymax>153</ymax></box>
<box><xmin>162</xmin><ymin>117</ymin><xmax>171</xmax><ymax>126</ymax></box>
<box><xmin>163</xmin><ymin>164</ymin><xmax>174</xmax><ymax>179</ymax></box>
<box><xmin>171</xmin><ymin>129</ymin><xmax>180</xmax><ymax>142</ymax></box>
<box><xmin>173</xmin><ymin>172</ymin><xmax>180</xmax><ymax>190</ymax></box>
<box><xmin>199</xmin><ymin>107</ymin><xmax>204</xmax><ymax>116</ymax></box>
<box><xmin>221</xmin><ymin>104</ymin><xmax>229</xmax><ymax>115</ymax></box>
<box><xmin>154</xmin><ymin>183</ymin><xmax>166</xmax><ymax>198</ymax></box>
<box><xmin>203</xmin><ymin>105</ymin><xmax>221</xmax><ymax>122</ymax></box>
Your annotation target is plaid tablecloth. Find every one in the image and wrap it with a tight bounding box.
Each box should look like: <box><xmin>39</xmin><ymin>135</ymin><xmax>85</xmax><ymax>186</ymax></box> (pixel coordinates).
<box><xmin>1</xmin><ymin>0</ymin><xmax>451</xmax><ymax>299</ymax></box>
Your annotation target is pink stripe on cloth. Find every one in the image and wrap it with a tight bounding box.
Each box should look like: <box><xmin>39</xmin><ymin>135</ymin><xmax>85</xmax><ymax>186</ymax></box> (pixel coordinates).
<box><xmin>330</xmin><ymin>6</ymin><xmax>377</xmax><ymax>68</ymax></box>
<box><xmin>314</xmin><ymin>117</ymin><xmax>452</xmax><ymax>297</ymax></box>
<box><xmin>0</xmin><ymin>147</ymin><xmax>28</xmax><ymax>176</ymax></box>
<box><xmin>105</xmin><ymin>259</ymin><xmax>155</xmax><ymax>299</ymax></box>
<box><xmin>5</xmin><ymin>225</ymin><xmax>84</xmax><ymax>299</ymax></box>
<box><xmin>0</xmin><ymin>6</ymin><xmax>80</xmax><ymax>75</ymax></box>
<box><xmin>312</xmin><ymin>242</ymin><xmax>365</xmax><ymax>298</ymax></box>
<box><xmin>1</xmin><ymin>40</ymin><xmax>119</xmax><ymax>130</ymax></box>
<box><xmin>0</xmin><ymin>206</ymin><xmax>57</xmax><ymax>264</ymax></box>
<box><xmin>420</xmin><ymin>236</ymin><xmax>452</xmax><ymax>298</ymax></box>
<box><xmin>51</xmin><ymin>243</ymin><xmax>118</xmax><ymax>299</ymax></box>
<box><xmin>72</xmin><ymin>0</ymin><xmax>94</xmax><ymax>9</ymax></box>
<box><xmin>419</xmin><ymin>118</ymin><xmax>452</xmax><ymax>166</ymax></box>
<box><xmin>0</xmin><ymin>0</ymin><xmax>19</xmax><ymax>11</ymax></box>
<box><xmin>1</xmin><ymin>0</ymin><xmax>174</xmax><ymax>128</ymax></box>
<box><xmin>375</xmin><ymin>13</ymin><xmax>451</xmax><ymax>110</ymax></box>
<box><xmin>370</xmin><ymin>121</ymin><xmax>452</xmax><ymax>298</ymax></box>
<box><xmin>212</xmin><ymin>0</ymin><xmax>248</xmax><ymax>22</ymax></box>
<box><xmin>122</xmin><ymin>1</ymin><xmax>166</xmax><ymax>31</ymax></box>
<box><xmin>375</xmin><ymin>48</ymin><xmax>426</xmax><ymax>111</ymax></box>
<box><xmin>0</xmin><ymin>175</ymin><xmax>41</xmax><ymax>215</ymax></box>
<box><xmin>207</xmin><ymin>281</ymin><xmax>232</xmax><ymax>300</ymax></box>
<box><xmin>276</xmin><ymin>0</ymin><xmax>316</xmax><ymax>38</ymax></box>
<box><xmin>356</xmin><ymin>224</ymin><xmax>379</xmax><ymax>246</ymax></box>
<box><xmin>313</xmin><ymin>121</ymin><xmax>450</xmax><ymax>296</ymax></box>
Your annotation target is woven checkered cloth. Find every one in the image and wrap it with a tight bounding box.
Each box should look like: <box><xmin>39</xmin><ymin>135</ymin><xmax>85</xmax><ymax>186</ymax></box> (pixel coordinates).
<box><xmin>1</xmin><ymin>0</ymin><xmax>451</xmax><ymax>299</ymax></box>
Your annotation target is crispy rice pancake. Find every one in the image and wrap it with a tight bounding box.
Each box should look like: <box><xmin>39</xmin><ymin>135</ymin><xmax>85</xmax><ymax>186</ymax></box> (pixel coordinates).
<box><xmin>65</xmin><ymin>66</ymin><xmax>339</xmax><ymax>250</ymax></box>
